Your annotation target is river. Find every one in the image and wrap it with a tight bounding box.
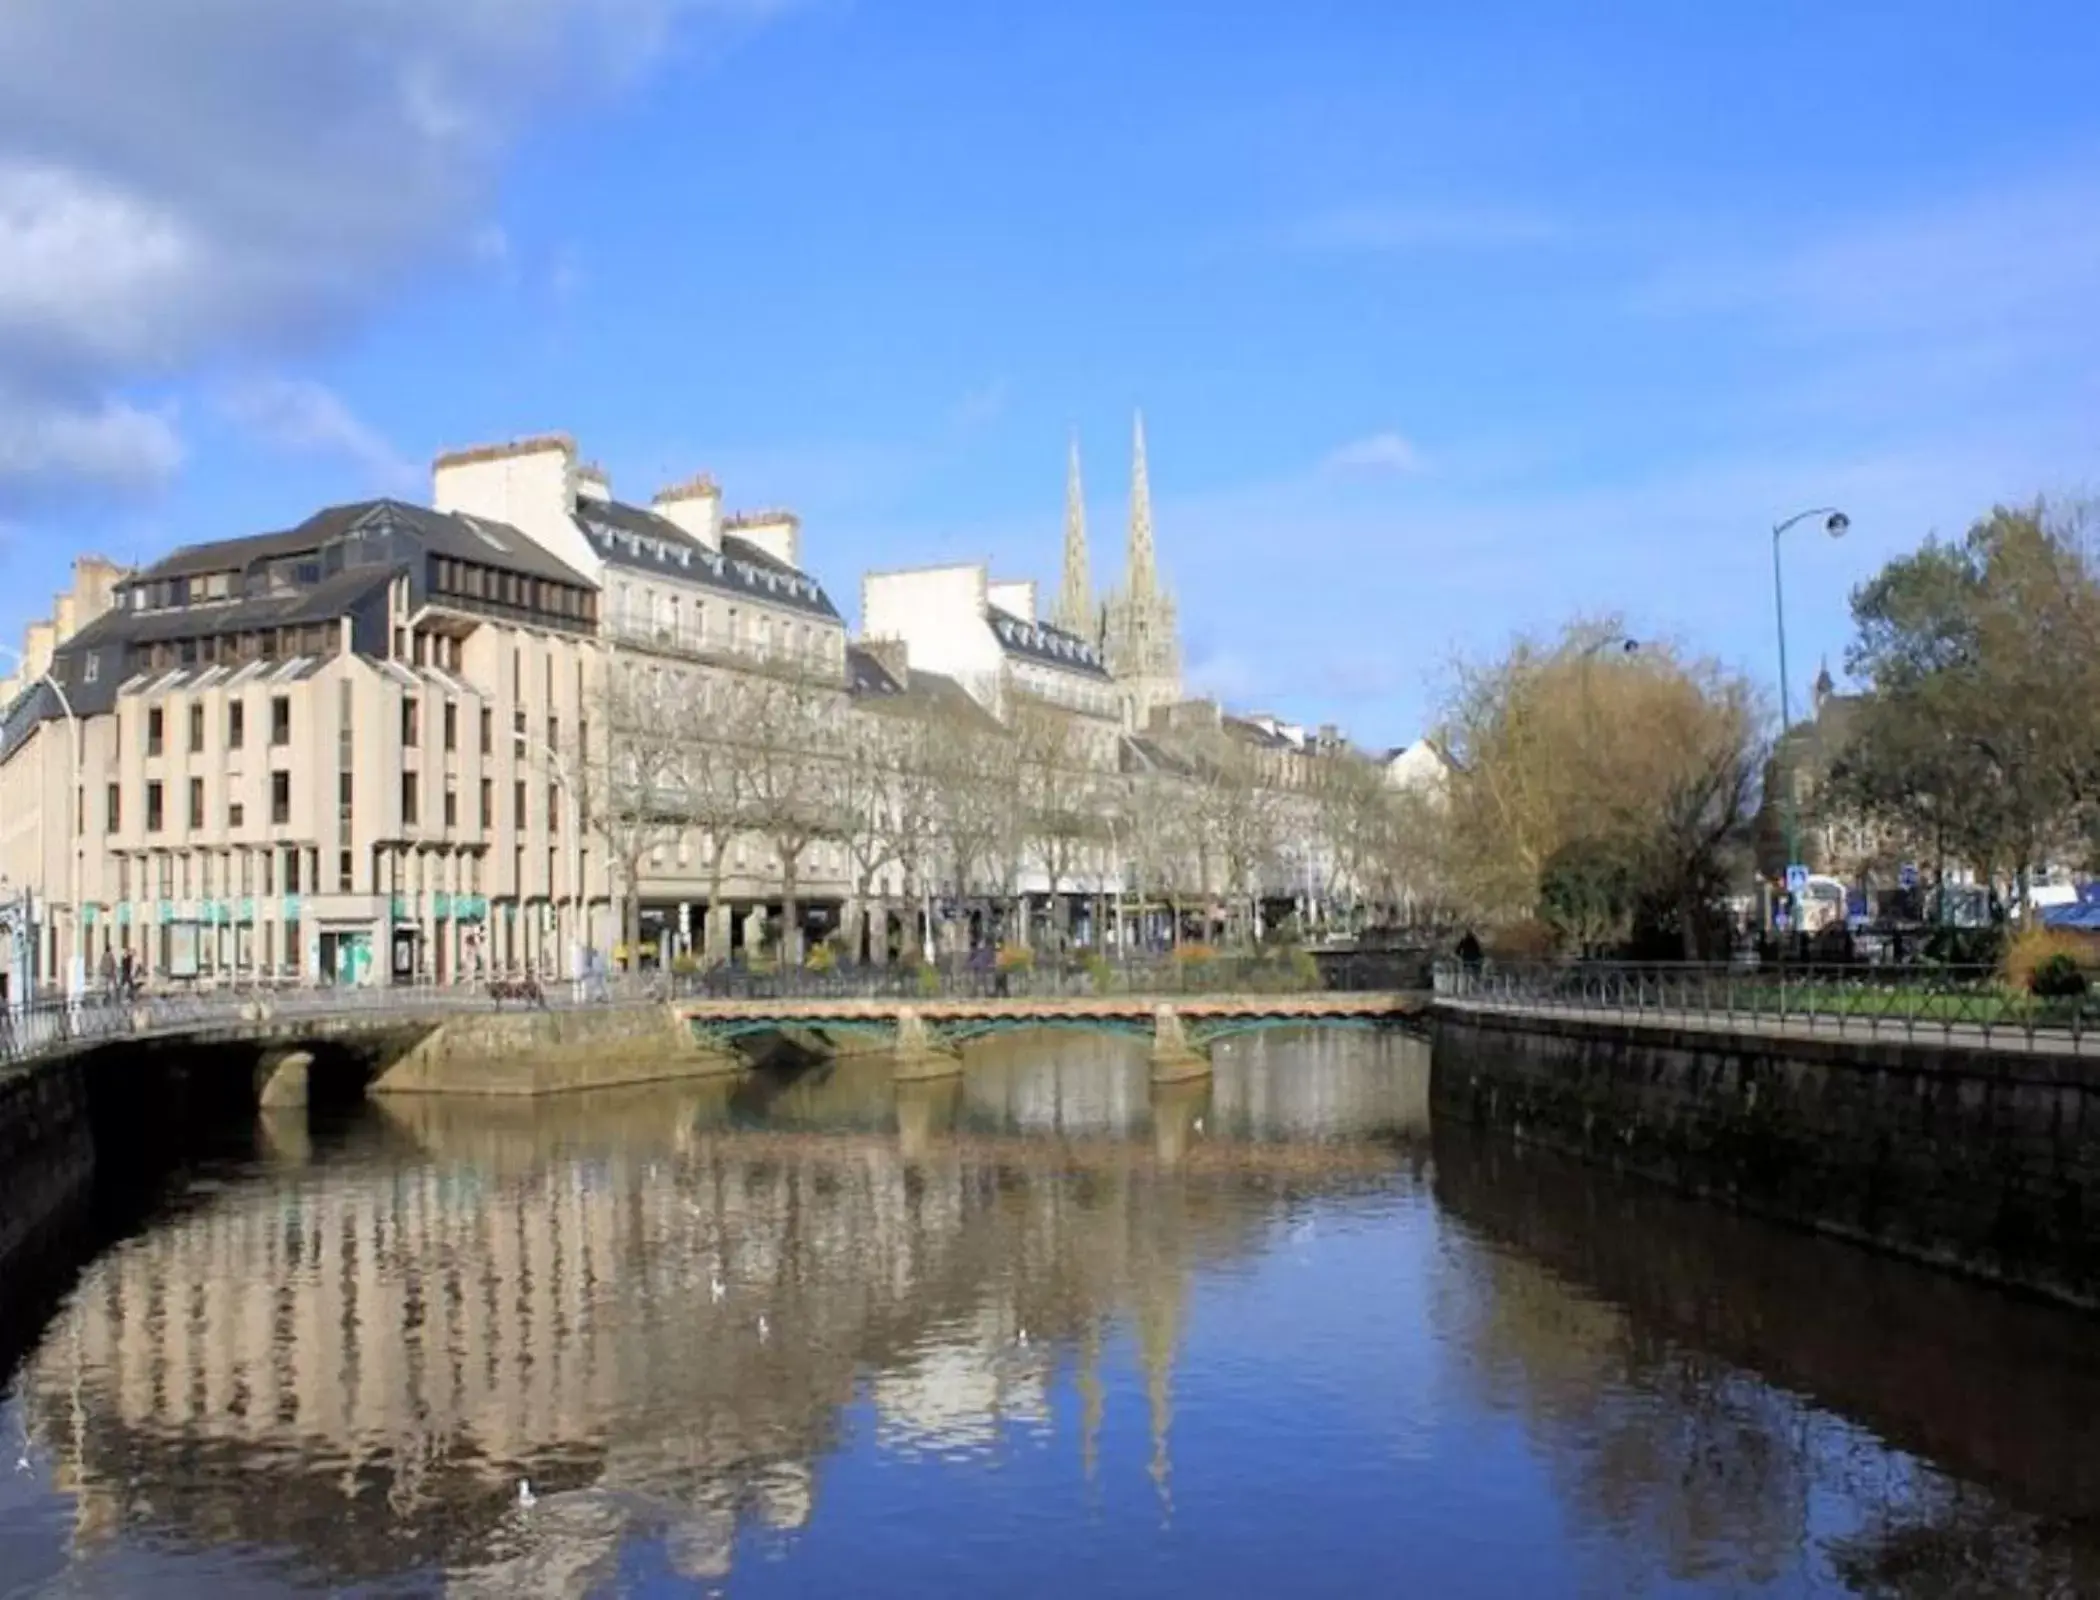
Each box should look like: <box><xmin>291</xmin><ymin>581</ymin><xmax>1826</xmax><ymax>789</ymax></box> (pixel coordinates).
<box><xmin>1</xmin><ymin>1029</ymin><xmax>2096</xmax><ymax>1596</ymax></box>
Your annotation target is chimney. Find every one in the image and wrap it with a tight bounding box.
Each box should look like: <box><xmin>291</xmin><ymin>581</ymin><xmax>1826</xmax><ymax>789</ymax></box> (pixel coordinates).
<box><xmin>723</xmin><ymin>508</ymin><xmax>801</xmax><ymax>570</ymax></box>
<box><xmin>575</xmin><ymin>461</ymin><xmax>612</xmax><ymax>503</ymax></box>
<box><xmin>432</xmin><ymin>433</ymin><xmax>598</xmax><ymax>578</ymax></box>
<box><xmin>987</xmin><ymin>579</ymin><xmax>1036</xmax><ymax>622</ymax></box>
<box><xmin>652</xmin><ymin>474</ymin><xmax>723</xmax><ymax>552</ymax></box>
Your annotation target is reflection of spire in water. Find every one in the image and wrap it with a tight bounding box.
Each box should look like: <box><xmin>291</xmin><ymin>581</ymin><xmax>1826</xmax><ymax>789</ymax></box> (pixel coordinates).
<box><xmin>1138</xmin><ymin>1256</ymin><xmax>1185</xmax><ymax>1523</ymax></box>
<box><xmin>12</xmin><ymin>1043</ymin><xmax>1418</xmax><ymax>1589</ymax></box>
<box><xmin>1079</xmin><ymin>1319</ymin><xmax>1104</xmax><ymax>1485</ymax></box>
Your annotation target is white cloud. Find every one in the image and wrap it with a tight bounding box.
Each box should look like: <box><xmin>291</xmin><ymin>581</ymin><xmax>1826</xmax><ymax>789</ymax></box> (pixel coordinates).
<box><xmin>1323</xmin><ymin>432</ymin><xmax>1426</xmax><ymax>475</ymax></box>
<box><xmin>0</xmin><ymin>0</ymin><xmax>785</xmax><ymax>501</ymax></box>
<box><xmin>0</xmin><ymin>391</ymin><xmax>182</xmax><ymax>504</ymax></box>
<box><xmin>218</xmin><ymin>376</ymin><xmax>418</xmax><ymax>493</ymax></box>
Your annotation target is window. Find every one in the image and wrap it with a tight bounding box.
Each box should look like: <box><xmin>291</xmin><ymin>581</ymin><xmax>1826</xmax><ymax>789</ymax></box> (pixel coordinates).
<box><xmin>228</xmin><ymin>700</ymin><xmax>245</xmax><ymax>750</ymax></box>
<box><xmin>270</xmin><ymin>696</ymin><xmax>291</xmax><ymax>747</ymax></box>
<box><xmin>479</xmin><ymin>706</ymin><xmax>493</xmax><ymax>755</ymax></box>
<box><xmin>271</xmin><ymin>771</ymin><xmax>291</xmax><ymax>825</ymax></box>
<box><xmin>146</xmin><ymin>707</ymin><xmax>164</xmax><ymax>757</ymax></box>
<box><xmin>548</xmin><ymin>715</ymin><xmax>560</xmax><ymax>753</ymax></box>
<box><xmin>479</xmin><ymin>778</ymin><xmax>492</xmax><ymax>830</ymax></box>
<box><xmin>338</xmin><ymin>850</ymin><xmax>355</xmax><ymax>893</ymax></box>
<box><xmin>444</xmin><ymin>779</ymin><xmax>458</xmax><ymax>829</ymax></box>
<box><xmin>338</xmin><ymin>770</ymin><xmax>353</xmax><ymax>823</ymax></box>
<box><xmin>402</xmin><ymin>697</ymin><xmax>420</xmax><ymax>748</ymax></box>
<box><xmin>100</xmin><ymin>782</ymin><xmax>120</xmax><ymax>834</ymax></box>
<box><xmin>514</xmin><ymin>780</ymin><xmax>526</xmax><ymax>829</ymax></box>
<box><xmin>228</xmin><ymin>800</ymin><xmax>244</xmax><ymax>828</ymax></box>
<box><xmin>282</xmin><ymin>846</ymin><xmax>301</xmax><ymax>894</ymax></box>
<box><xmin>401</xmin><ymin>772</ymin><xmax>419</xmax><ymax>826</ymax></box>
<box><xmin>547</xmin><ymin>785</ymin><xmax>560</xmax><ymax>833</ymax></box>
<box><xmin>145</xmin><ymin>781</ymin><xmax>164</xmax><ymax>832</ymax></box>
<box><xmin>188</xmin><ymin>703</ymin><xmax>205</xmax><ymax>753</ymax></box>
<box><xmin>188</xmin><ymin>778</ymin><xmax>204</xmax><ymax>830</ymax></box>
<box><xmin>444</xmin><ymin>701</ymin><xmax>458</xmax><ymax>753</ymax></box>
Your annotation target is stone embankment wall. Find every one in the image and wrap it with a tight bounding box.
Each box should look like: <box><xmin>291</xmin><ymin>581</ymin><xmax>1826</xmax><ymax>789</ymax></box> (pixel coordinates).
<box><xmin>1431</xmin><ymin>1008</ymin><xmax>2100</xmax><ymax>1309</ymax></box>
<box><xmin>0</xmin><ymin>1062</ymin><xmax>93</xmax><ymax>1269</ymax></box>
<box><xmin>369</xmin><ymin>1004</ymin><xmax>742</xmax><ymax>1096</ymax></box>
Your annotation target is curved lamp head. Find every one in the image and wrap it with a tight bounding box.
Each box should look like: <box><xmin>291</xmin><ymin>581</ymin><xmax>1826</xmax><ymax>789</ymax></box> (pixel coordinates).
<box><xmin>1824</xmin><ymin>511</ymin><xmax>1850</xmax><ymax>538</ymax></box>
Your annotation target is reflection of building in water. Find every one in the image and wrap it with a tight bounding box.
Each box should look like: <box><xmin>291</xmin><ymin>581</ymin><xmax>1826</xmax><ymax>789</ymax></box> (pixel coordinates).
<box><xmin>16</xmin><ymin>1046</ymin><xmax>1421</xmax><ymax>1594</ymax></box>
<box><xmin>1212</xmin><ymin>1029</ymin><xmax>1430</xmax><ymax>1141</ymax></box>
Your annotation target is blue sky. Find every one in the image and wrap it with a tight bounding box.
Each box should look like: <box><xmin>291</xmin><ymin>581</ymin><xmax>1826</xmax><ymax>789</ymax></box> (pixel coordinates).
<box><xmin>3</xmin><ymin>0</ymin><xmax>2097</xmax><ymax>744</ymax></box>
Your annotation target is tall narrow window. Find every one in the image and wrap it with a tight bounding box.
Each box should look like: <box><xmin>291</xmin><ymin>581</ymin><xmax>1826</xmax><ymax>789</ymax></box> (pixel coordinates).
<box><xmin>188</xmin><ymin>703</ymin><xmax>205</xmax><ymax>753</ymax></box>
<box><xmin>271</xmin><ymin>771</ymin><xmax>291</xmax><ymax>825</ymax></box>
<box><xmin>270</xmin><ymin>696</ymin><xmax>291</xmax><ymax>746</ymax></box>
<box><xmin>188</xmin><ymin>777</ymin><xmax>204</xmax><ymax>830</ymax></box>
<box><xmin>227</xmin><ymin>700</ymin><xmax>245</xmax><ymax>750</ymax></box>
<box><xmin>146</xmin><ymin>707</ymin><xmax>164</xmax><ymax>757</ymax></box>
<box><xmin>105</xmin><ymin>784</ymin><xmax>120</xmax><ymax>834</ymax></box>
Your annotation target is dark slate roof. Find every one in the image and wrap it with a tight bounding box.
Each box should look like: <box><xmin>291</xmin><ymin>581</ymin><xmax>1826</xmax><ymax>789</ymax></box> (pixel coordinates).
<box><xmin>986</xmin><ymin>609</ymin><xmax>1111</xmax><ymax>679</ymax></box>
<box><xmin>345</xmin><ymin>500</ymin><xmax>592</xmax><ymax>586</ymax></box>
<box><xmin>575</xmin><ymin>498</ymin><xmax>842</xmax><ymax>620</ymax></box>
<box><xmin>139</xmin><ymin>500</ymin><xmax>592</xmax><ymax>590</ymax></box>
<box><xmin>849</xmin><ymin>658</ymin><xmax>1005</xmax><ymax>734</ymax></box>
<box><xmin>84</xmin><ymin>568</ymin><xmax>395</xmax><ymax>649</ymax></box>
<box><xmin>846</xmin><ymin>645</ymin><xmax>905</xmax><ymax>697</ymax></box>
<box><xmin>1121</xmin><ymin>734</ymin><xmax>1196</xmax><ymax>778</ymax></box>
<box><xmin>139</xmin><ymin>524</ymin><xmax>326</xmax><ymax>581</ymax></box>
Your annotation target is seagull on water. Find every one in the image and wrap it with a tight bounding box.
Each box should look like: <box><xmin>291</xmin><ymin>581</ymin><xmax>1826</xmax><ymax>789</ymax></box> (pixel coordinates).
<box><xmin>517</xmin><ymin>1478</ymin><xmax>537</xmax><ymax>1510</ymax></box>
<box><xmin>757</xmin><ymin>1314</ymin><xmax>770</xmax><ymax>1343</ymax></box>
<box><xmin>14</xmin><ymin>1452</ymin><xmax>28</xmax><ymax>1475</ymax></box>
<box><xmin>1016</xmin><ymin>1328</ymin><xmax>1030</xmax><ymax>1349</ymax></box>
<box><xmin>711</xmin><ymin>1273</ymin><xmax>726</xmax><ymax>1303</ymax></box>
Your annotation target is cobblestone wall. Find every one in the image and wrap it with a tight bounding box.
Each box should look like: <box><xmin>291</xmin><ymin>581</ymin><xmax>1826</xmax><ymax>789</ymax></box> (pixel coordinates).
<box><xmin>0</xmin><ymin>1061</ymin><xmax>93</xmax><ymax>1270</ymax></box>
<box><xmin>1431</xmin><ymin>1009</ymin><xmax>2100</xmax><ymax>1308</ymax></box>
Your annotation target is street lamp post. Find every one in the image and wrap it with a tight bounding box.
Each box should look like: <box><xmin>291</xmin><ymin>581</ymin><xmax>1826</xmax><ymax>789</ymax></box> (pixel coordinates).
<box><xmin>1</xmin><ymin>646</ymin><xmax>82</xmax><ymax>996</ymax></box>
<box><xmin>1769</xmin><ymin>506</ymin><xmax>1849</xmax><ymax>932</ymax></box>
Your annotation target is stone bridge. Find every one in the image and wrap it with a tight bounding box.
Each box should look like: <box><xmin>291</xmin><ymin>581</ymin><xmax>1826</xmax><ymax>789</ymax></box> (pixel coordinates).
<box><xmin>677</xmin><ymin>992</ymin><xmax>1426</xmax><ymax>1084</ymax></box>
<box><xmin>0</xmin><ymin>986</ymin><xmax>1427</xmax><ymax>1101</ymax></box>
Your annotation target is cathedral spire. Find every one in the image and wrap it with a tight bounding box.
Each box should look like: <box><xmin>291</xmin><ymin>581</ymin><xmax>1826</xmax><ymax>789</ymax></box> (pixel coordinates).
<box><xmin>1127</xmin><ymin>410</ymin><xmax>1156</xmax><ymax>599</ymax></box>
<box><xmin>1053</xmin><ymin>432</ymin><xmax>1092</xmax><ymax>636</ymax></box>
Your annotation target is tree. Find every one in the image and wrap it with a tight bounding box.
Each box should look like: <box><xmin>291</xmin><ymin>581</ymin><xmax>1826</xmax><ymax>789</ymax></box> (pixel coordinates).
<box><xmin>726</xmin><ymin>661</ymin><xmax>846</xmax><ymax>965</ymax></box>
<box><xmin>1434</xmin><ymin>620</ymin><xmax>1765</xmax><ymax>956</ymax></box>
<box><xmin>585</xmin><ymin>656</ymin><xmax>696</xmax><ymax>964</ymax></box>
<box><xmin>1013</xmin><ymin>698</ymin><xmax>1104</xmax><ymax>952</ymax></box>
<box><xmin>1834</xmin><ymin>501</ymin><xmax>2100</xmax><ymax>905</ymax></box>
<box><xmin>925</xmin><ymin>712</ymin><xmax>1012</xmax><ymax>955</ymax></box>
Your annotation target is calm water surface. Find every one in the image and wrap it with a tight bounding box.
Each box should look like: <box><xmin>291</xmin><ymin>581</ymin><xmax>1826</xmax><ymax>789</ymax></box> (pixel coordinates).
<box><xmin>3</xmin><ymin>1030</ymin><xmax>2098</xmax><ymax>1597</ymax></box>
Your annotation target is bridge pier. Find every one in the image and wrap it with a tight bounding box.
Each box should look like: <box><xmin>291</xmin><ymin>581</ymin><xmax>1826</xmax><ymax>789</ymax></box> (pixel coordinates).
<box><xmin>1149</xmin><ymin>1006</ymin><xmax>1212</xmax><ymax>1085</ymax></box>
<box><xmin>894</xmin><ymin>1077</ymin><xmax>962</xmax><ymax>1158</ymax></box>
<box><xmin>891</xmin><ymin>1008</ymin><xmax>963</xmax><ymax>1082</ymax></box>
<box><xmin>255</xmin><ymin>1049</ymin><xmax>314</xmax><ymax>1110</ymax></box>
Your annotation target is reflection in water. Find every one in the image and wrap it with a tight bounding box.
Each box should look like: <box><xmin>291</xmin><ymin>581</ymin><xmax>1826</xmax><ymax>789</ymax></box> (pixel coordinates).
<box><xmin>0</xmin><ymin>1028</ymin><xmax>2095</xmax><ymax>1595</ymax></box>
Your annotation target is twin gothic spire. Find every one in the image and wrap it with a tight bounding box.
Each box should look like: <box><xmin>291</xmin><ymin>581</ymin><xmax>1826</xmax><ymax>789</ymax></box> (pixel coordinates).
<box><xmin>1052</xmin><ymin>410</ymin><xmax>1158</xmax><ymax>639</ymax></box>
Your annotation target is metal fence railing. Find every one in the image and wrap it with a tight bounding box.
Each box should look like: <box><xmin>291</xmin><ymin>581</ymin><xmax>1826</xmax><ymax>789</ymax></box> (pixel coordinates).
<box><xmin>0</xmin><ymin>951</ymin><xmax>1376</xmax><ymax>1071</ymax></box>
<box><xmin>1432</xmin><ymin>960</ymin><xmax>2100</xmax><ymax>1055</ymax></box>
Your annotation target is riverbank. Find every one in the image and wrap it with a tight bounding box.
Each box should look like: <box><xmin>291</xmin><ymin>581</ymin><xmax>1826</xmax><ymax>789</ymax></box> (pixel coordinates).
<box><xmin>1431</xmin><ymin>1004</ymin><xmax>2100</xmax><ymax>1309</ymax></box>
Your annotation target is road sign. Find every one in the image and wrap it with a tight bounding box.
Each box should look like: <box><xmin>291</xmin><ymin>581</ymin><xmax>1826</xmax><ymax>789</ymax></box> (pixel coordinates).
<box><xmin>1899</xmin><ymin>862</ymin><xmax>1919</xmax><ymax>890</ymax></box>
<box><xmin>1785</xmin><ymin>864</ymin><xmax>1809</xmax><ymax>895</ymax></box>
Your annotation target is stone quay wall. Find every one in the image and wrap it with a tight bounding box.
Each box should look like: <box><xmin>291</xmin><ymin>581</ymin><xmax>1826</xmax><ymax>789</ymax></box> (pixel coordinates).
<box><xmin>1430</xmin><ymin>1007</ymin><xmax>2100</xmax><ymax>1309</ymax></box>
<box><xmin>0</xmin><ymin>1061</ymin><xmax>94</xmax><ymax>1270</ymax></box>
